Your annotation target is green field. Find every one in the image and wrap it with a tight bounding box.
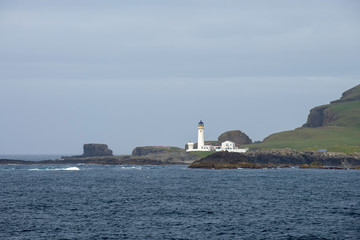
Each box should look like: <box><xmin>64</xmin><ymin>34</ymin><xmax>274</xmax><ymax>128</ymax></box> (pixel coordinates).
<box><xmin>326</xmin><ymin>101</ymin><xmax>360</xmax><ymax>128</ymax></box>
<box><xmin>245</xmin><ymin>126</ymin><xmax>360</xmax><ymax>153</ymax></box>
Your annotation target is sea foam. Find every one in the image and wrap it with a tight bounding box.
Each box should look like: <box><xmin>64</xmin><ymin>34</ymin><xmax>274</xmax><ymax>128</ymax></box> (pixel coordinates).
<box><xmin>29</xmin><ymin>166</ymin><xmax>80</xmax><ymax>171</ymax></box>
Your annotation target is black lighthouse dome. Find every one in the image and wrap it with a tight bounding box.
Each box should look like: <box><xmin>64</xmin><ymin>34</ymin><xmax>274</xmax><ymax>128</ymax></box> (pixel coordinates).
<box><xmin>198</xmin><ymin>120</ymin><xmax>204</xmax><ymax>127</ymax></box>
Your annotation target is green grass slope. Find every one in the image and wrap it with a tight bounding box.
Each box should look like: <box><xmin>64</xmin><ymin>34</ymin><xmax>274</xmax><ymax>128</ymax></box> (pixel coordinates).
<box><xmin>327</xmin><ymin>101</ymin><xmax>360</xmax><ymax>128</ymax></box>
<box><xmin>246</xmin><ymin>85</ymin><xmax>360</xmax><ymax>153</ymax></box>
<box><xmin>334</xmin><ymin>83</ymin><xmax>360</xmax><ymax>102</ymax></box>
<box><xmin>248</xmin><ymin>126</ymin><xmax>360</xmax><ymax>153</ymax></box>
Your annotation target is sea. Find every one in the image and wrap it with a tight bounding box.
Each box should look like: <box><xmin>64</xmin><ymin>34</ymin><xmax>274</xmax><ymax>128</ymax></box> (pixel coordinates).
<box><xmin>0</xmin><ymin>155</ymin><xmax>359</xmax><ymax>240</ymax></box>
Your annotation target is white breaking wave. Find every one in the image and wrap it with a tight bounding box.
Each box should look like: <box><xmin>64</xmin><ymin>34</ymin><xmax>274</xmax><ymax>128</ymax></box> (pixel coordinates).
<box><xmin>29</xmin><ymin>166</ymin><xmax>80</xmax><ymax>171</ymax></box>
<box><xmin>119</xmin><ymin>166</ymin><xmax>143</xmax><ymax>170</ymax></box>
<box><xmin>56</xmin><ymin>167</ymin><xmax>80</xmax><ymax>171</ymax></box>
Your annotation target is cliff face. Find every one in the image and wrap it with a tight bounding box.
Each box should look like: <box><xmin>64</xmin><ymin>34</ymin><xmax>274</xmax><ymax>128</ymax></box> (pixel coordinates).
<box><xmin>82</xmin><ymin>144</ymin><xmax>113</xmax><ymax>157</ymax></box>
<box><xmin>302</xmin><ymin>84</ymin><xmax>360</xmax><ymax>128</ymax></box>
<box><xmin>302</xmin><ymin>105</ymin><xmax>336</xmax><ymax>128</ymax></box>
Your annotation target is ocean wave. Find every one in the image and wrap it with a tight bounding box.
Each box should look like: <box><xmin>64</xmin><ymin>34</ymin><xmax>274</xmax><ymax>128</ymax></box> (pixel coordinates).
<box><xmin>29</xmin><ymin>167</ymin><xmax>80</xmax><ymax>171</ymax></box>
<box><xmin>119</xmin><ymin>166</ymin><xmax>143</xmax><ymax>170</ymax></box>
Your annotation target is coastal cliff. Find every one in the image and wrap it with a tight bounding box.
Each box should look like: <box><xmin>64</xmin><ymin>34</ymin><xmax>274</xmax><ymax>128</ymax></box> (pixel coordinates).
<box><xmin>303</xmin><ymin>84</ymin><xmax>360</xmax><ymax>128</ymax></box>
<box><xmin>253</xmin><ymin>84</ymin><xmax>360</xmax><ymax>153</ymax></box>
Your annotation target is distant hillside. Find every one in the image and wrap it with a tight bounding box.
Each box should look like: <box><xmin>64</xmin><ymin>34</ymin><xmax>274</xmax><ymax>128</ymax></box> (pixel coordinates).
<box><xmin>248</xmin><ymin>84</ymin><xmax>360</xmax><ymax>153</ymax></box>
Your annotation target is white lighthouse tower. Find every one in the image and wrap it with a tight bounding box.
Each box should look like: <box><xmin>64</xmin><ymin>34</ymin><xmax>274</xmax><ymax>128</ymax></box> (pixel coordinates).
<box><xmin>197</xmin><ymin>120</ymin><xmax>205</xmax><ymax>150</ymax></box>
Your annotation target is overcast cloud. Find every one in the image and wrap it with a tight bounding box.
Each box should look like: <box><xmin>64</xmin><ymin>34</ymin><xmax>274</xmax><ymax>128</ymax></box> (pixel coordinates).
<box><xmin>0</xmin><ymin>0</ymin><xmax>359</xmax><ymax>154</ymax></box>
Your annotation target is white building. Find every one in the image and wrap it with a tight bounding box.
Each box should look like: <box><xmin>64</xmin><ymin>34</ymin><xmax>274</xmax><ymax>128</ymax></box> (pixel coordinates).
<box><xmin>186</xmin><ymin>121</ymin><xmax>249</xmax><ymax>153</ymax></box>
<box><xmin>215</xmin><ymin>141</ymin><xmax>249</xmax><ymax>153</ymax></box>
<box><xmin>187</xmin><ymin>142</ymin><xmax>194</xmax><ymax>151</ymax></box>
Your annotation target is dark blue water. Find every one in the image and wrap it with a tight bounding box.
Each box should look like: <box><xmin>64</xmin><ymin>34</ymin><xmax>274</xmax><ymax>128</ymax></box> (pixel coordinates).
<box><xmin>0</xmin><ymin>164</ymin><xmax>359</xmax><ymax>240</ymax></box>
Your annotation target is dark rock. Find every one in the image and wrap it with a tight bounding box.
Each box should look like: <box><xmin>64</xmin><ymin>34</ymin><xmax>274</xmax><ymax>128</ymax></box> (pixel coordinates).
<box><xmin>218</xmin><ymin>130</ymin><xmax>252</xmax><ymax>146</ymax></box>
<box><xmin>302</xmin><ymin>105</ymin><xmax>328</xmax><ymax>128</ymax></box>
<box><xmin>189</xmin><ymin>148</ymin><xmax>360</xmax><ymax>169</ymax></box>
<box><xmin>302</xmin><ymin>105</ymin><xmax>336</xmax><ymax>128</ymax></box>
<box><xmin>189</xmin><ymin>151</ymin><xmax>253</xmax><ymax>169</ymax></box>
<box><xmin>82</xmin><ymin>143</ymin><xmax>113</xmax><ymax>157</ymax></box>
<box><xmin>303</xmin><ymin>84</ymin><xmax>360</xmax><ymax>128</ymax></box>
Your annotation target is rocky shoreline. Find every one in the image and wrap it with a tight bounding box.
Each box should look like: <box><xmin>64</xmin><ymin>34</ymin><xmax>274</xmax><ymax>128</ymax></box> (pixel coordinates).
<box><xmin>0</xmin><ymin>145</ymin><xmax>200</xmax><ymax>165</ymax></box>
<box><xmin>0</xmin><ymin>155</ymin><xmax>190</xmax><ymax>166</ymax></box>
<box><xmin>2</xmin><ymin>148</ymin><xmax>360</xmax><ymax>170</ymax></box>
<box><xmin>188</xmin><ymin>149</ymin><xmax>360</xmax><ymax>169</ymax></box>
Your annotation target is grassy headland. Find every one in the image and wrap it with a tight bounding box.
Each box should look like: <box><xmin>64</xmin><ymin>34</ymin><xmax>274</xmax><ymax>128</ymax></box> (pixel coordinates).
<box><xmin>244</xmin><ymin>84</ymin><xmax>360</xmax><ymax>153</ymax></box>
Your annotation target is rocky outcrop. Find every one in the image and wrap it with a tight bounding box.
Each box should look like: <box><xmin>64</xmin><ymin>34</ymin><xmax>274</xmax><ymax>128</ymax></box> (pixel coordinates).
<box><xmin>303</xmin><ymin>84</ymin><xmax>360</xmax><ymax>128</ymax></box>
<box><xmin>244</xmin><ymin>148</ymin><xmax>360</xmax><ymax>166</ymax></box>
<box><xmin>218</xmin><ymin>130</ymin><xmax>252</xmax><ymax>146</ymax></box>
<box><xmin>82</xmin><ymin>144</ymin><xmax>113</xmax><ymax>157</ymax></box>
<box><xmin>189</xmin><ymin>151</ymin><xmax>253</xmax><ymax>169</ymax></box>
<box><xmin>302</xmin><ymin>105</ymin><xmax>336</xmax><ymax>128</ymax></box>
<box><xmin>189</xmin><ymin>149</ymin><xmax>360</xmax><ymax>169</ymax></box>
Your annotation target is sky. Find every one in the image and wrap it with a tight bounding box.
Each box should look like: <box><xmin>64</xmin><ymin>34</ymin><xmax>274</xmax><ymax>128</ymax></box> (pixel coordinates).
<box><xmin>0</xmin><ymin>0</ymin><xmax>359</xmax><ymax>155</ymax></box>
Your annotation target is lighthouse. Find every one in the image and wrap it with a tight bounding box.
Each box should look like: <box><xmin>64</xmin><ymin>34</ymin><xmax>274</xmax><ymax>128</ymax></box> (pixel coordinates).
<box><xmin>186</xmin><ymin>120</ymin><xmax>249</xmax><ymax>152</ymax></box>
<box><xmin>197</xmin><ymin>120</ymin><xmax>205</xmax><ymax>150</ymax></box>
<box><xmin>186</xmin><ymin>120</ymin><xmax>216</xmax><ymax>152</ymax></box>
